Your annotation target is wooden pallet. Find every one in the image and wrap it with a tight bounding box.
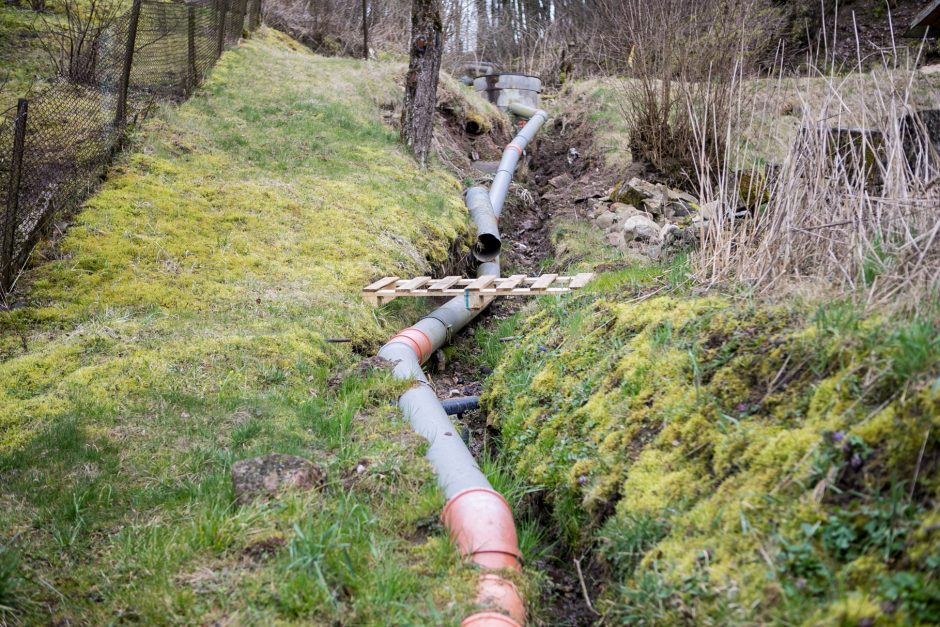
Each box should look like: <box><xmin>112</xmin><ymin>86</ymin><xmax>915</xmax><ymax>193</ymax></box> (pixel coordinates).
<box><xmin>362</xmin><ymin>273</ymin><xmax>594</xmax><ymax>309</ymax></box>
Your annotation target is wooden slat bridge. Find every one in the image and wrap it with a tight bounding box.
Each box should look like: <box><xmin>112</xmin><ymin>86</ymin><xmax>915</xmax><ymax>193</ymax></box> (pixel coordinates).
<box><xmin>362</xmin><ymin>273</ymin><xmax>595</xmax><ymax>309</ymax></box>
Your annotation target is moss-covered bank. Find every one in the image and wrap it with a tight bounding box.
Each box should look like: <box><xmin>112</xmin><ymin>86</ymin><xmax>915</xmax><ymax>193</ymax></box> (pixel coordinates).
<box><xmin>483</xmin><ymin>261</ymin><xmax>940</xmax><ymax>625</ymax></box>
<box><xmin>0</xmin><ymin>28</ymin><xmax>503</xmax><ymax>624</ymax></box>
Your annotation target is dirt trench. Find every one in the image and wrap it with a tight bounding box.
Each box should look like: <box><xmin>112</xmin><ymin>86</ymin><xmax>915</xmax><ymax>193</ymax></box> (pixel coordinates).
<box><xmin>423</xmin><ymin>115</ymin><xmax>609</xmax><ymax>626</ymax></box>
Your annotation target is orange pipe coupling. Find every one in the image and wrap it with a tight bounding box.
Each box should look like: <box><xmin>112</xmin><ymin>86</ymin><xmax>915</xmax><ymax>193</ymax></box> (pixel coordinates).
<box><xmin>461</xmin><ymin>611</ymin><xmax>523</xmax><ymax>627</ymax></box>
<box><xmin>442</xmin><ymin>488</ymin><xmax>522</xmax><ymax>571</ymax></box>
<box><xmin>473</xmin><ymin>574</ymin><xmax>525</xmax><ymax>624</ymax></box>
<box><xmin>388</xmin><ymin>327</ymin><xmax>433</xmax><ymax>363</ymax></box>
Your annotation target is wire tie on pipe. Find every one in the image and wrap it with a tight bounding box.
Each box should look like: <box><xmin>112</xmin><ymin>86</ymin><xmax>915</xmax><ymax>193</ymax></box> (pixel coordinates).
<box><xmin>423</xmin><ymin>314</ymin><xmax>455</xmax><ymax>344</ymax></box>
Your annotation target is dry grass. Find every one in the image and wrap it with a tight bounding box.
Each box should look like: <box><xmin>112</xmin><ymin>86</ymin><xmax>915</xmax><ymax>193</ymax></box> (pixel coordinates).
<box><xmin>692</xmin><ymin>39</ymin><xmax>940</xmax><ymax>310</ymax></box>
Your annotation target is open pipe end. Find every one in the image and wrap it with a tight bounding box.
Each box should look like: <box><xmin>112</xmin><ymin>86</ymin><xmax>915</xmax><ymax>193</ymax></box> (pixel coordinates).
<box><xmin>474</xmin><ymin>233</ymin><xmax>502</xmax><ymax>263</ymax></box>
<box><xmin>465</xmin><ymin>113</ymin><xmax>488</xmax><ymax>136</ymax></box>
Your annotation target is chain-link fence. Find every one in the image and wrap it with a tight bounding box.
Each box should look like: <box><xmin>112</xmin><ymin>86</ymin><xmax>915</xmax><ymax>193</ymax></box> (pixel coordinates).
<box><xmin>0</xmin><ymin>0</ymin><xmax>263</xmax><ymax>292</ymax></box>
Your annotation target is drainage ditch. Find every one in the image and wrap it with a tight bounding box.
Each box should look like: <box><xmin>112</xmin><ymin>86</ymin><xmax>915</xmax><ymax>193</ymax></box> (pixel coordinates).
<box><xmin>424</xmin><ymin>115</ymin><xmax>606</xmax><ymax>626</ymax></box>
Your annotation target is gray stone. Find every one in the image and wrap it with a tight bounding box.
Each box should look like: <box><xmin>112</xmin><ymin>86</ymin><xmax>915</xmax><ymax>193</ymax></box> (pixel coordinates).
<box><xmin>622</xmin><ymin>214</ymin><xmax>661</xmax><ymax>243</ymax></box>
<box><xmin>231</xmin><ymin>454</ymin><xmax>323</xmax><ymax>506</ymax></box>
<box><xmin>595</xmin><ymin>211</ymin><xmax>617</xmax><ymax>230</ymax></box>
<box><xmin>669</xmin><ymin>200</ymin><xmax>695</xmax><ymax>218</ymax></box>
<box><xmin>660</xmin><ymin>223</ymin><xmax>680</xmax><ymax>244</ymax></box>
<box><xmin>606</xmin><ymin>232</ymin><xmax>625</xmax><ymax>248</ymax></box>
<box><xmin>549</xmin><ymin>172</ymin><xmax>574</xmax><ymax>189</ymax></box>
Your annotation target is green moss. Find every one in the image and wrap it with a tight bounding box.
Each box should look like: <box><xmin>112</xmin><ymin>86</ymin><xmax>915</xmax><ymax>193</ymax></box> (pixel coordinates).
<box><xmin>484</xmin><ymin>269</ymin><xmax>940</xmax><ymax>624</ymax></box>
<box><xmin>0</xmin><ymin>28</ymin><xmax>479</xmax><ymax>624</ymax></box>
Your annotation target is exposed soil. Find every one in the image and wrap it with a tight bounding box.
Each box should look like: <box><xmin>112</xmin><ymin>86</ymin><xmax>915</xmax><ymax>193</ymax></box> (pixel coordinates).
<box><xmin>427</xmin><ymin>112</ymin><xmax>610</xmax><ymax>626</ymax></box>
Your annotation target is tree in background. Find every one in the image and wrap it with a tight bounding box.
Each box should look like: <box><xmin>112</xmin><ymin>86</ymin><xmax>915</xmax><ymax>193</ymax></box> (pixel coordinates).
<box><xmin>400</xmin><ymin>0</ymin><xmax>443</xmax><ymax>168</ymax></box>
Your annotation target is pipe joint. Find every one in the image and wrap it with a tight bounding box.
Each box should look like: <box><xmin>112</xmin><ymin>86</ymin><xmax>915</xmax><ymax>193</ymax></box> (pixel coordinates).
<box><xmin>442</xmin><ymin>488</ymin><xmax>522</xmax><ymax>571</ymax></box>
<box><xmin>461</xmin><ymin>612</ymin><xmax>522</xmax><ymax>627</ymax></box>
<box><xmin>388</xmin><ymin>327</ymin><xmax>433</xmax><ymax>363</ymax></box>
<box><xmin>421</xmin><ymin>313</ymin><xmax>454</xmax><ymax>344</ymax></box>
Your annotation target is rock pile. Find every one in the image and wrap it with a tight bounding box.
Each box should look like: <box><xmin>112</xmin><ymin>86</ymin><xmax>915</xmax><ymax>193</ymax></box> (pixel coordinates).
<box><xmin>588</xmin><ymin>177</ymin><xmax>706</xmax><ymax>258</ymax></box>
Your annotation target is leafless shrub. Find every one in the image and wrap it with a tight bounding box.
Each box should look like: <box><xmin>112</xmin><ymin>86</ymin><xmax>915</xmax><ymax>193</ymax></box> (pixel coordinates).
<box><xmin>601</xmin><ymin>0</ymin><xmax>782</xmax><ymax>184</ymax></box>
<box><xmin>33</xmin><ymin>0</ymin><xmax>124</xmax><ymax>84</ymax></box>
<box><xmin>263</xmin><ymin>0</ymin><xmax>410</xmax><ymax>57</ymax></box>
<box><xmin>691</xmin><ymin>36</ymin><xmax>940</xmax><ymax>309</ymax></box>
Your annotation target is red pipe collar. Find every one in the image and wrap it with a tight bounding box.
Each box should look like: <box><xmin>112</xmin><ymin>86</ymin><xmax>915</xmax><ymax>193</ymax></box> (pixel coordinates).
<box><xmin>474</xmin><ymin>574</ymin><xmax>525</xmax><ymax>624</ymax></box>
<box><xmin>387</xmin><ymin>327</ymin><xmax>433</xmax><ymax>363</ymax></box>
<box><xmin>442</xmin><ymin>488</ymin><xmax>522</xmax><ymax>572</ymax></box>
<box><xmin>461</xmin><ymin>611</ymin><xmax>522</xmax><ymax>627</ymax></box>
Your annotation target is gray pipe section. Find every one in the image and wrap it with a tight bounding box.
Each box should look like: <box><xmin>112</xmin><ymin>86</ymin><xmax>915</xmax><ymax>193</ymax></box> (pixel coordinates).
<box><xmin>467</xmin><ymin>187</ymin><xmax>500</xmax><ymax>263</ymax></box>
<box><xmin>377</xmin><ymin>107</ymin><xmax>548</xmax><ymax>499</ymax></box>
<box><xmin>489</xmin><ymin>103</ymin><xmax>548</xmax><ymax>217</ymax></box>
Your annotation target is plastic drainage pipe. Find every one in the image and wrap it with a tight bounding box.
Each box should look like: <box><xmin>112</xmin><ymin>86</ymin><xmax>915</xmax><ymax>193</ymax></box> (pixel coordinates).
<box><xmin>442</xmin><ymin>396</ymin><xmax>480</xmax><ymax>415</ymax></box>
<box><xmin>489</xmin><ymin>103</ymin><xmax>547</xmax><ymax>218</ymax></box>
<box><xmin>376</xmin><ymin>107</ymin><xmax>548</xmax><ymax>627</ymax></box>
<box><xmin>468</xmin><ymin>186</ymin><xmax>501</xmax><ymax>263</ymax></box>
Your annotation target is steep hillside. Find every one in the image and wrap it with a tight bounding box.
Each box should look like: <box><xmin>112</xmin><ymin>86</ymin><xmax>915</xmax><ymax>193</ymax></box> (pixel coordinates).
<box><xmin>0</xmin><ymin>28</ymin><xmax>504</xmax><ymax>624</ymax></box>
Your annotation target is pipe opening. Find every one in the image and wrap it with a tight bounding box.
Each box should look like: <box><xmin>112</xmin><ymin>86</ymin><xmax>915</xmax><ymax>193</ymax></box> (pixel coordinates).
<box><xmin>465</xmin><ymin>119</ymin><xmax>482</xmax><ymax>135</ymax></box>
<box><xmin>474</xmin><ymin>233</ymin><xmax>501</xmax><ymax>262</ymax></box>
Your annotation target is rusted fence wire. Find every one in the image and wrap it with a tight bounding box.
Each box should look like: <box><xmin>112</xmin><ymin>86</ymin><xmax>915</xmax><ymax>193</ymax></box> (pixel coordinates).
<box><xmin>0</xmin><ymin>0</ymin><xmax>263</xmax><ymax>293</ymax></box>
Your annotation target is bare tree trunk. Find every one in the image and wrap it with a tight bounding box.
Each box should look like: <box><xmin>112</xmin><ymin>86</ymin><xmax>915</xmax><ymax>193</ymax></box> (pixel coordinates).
<box><xmin>400</xmin><ymin>0</ymin><xmax>442</xmax><ymax>169</ymax></box>
<box><xmin>361</xmin><ymin>0</ymin><xmax>368</xmax><ymax>58</ymax></box>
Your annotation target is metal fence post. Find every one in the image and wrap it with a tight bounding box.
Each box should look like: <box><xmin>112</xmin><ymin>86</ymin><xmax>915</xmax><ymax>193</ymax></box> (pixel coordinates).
<box><xmin>115</xmin><ymin>0</ymin><xmax>143</xmax><ymax>128</ymax></box>
<box><xmin>187</xmin><ymin>5</ymin><xmax>197</xmax><ymax>92</ymax></box>
<box><xmin>216</xmin><ymin>0</ymin><xmax>227</xmax><ymax>58</ymax></box>
<box><xmin>2</xmin><ymin>98</ymin><xmax>28</xmax><ymax>293</ymax></box>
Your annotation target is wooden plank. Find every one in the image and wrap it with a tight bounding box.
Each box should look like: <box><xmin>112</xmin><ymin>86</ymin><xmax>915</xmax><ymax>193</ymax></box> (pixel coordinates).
<box><xmin>428</xmin><ymin>275</ymin><xmax>462</xmax><ymax>291</ymax></box>
<box><xmin>397</xmin><ymin>276</ymin><xmax>431</xmax><ymax>291</ymax></box>
<box><xmin>363</xmin><ymin>276</ymin><xmax>399</xmax><ymax>292</ymax></box>
<box><xmin>569</xmin><ymin>272</ymin><xmax>594</xmax><ymax>289</ymax></box>
<box><xmin>465</xmin><ymin>275</ymin><xmax>498</xmax><ymax>290</ymax></box>
<box><xmin>364</xmin><ymin>272</ymin><xmax>593</xmax><ymax>308</ymax></box>
<box><xmin>498</xmin><ymin>274</ymin><xmax>527</xmax><ymax>290</ymax></box>
<box><xmin>530</xmin><ymin>273</ymin><xmax>558</xmax><ymax>291</ymax></box>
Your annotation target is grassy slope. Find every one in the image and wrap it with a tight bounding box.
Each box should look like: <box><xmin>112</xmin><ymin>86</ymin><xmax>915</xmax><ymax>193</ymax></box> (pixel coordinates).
<box><xmin>0</xmin><ymin>28</ymin><xmax>483</xmax><ymax>624</ymax></box>
<box><xmin>0</xmin><ymin>3</ymin><xmax>53</xmax><ymax>111</ymax></box>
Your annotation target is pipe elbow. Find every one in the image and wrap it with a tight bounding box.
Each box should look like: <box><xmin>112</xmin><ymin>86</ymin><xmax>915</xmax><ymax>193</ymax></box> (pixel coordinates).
<box><xmin>443</xmin><ymin>488</ymin><xmax>522</xmax><ymax>571</ymax></box>
<box><xmin>466</xmin><ymin>187</ymin><xmax>501</xmax><ymax>262</ymax></box>
<box><xmin>507</xmin><ymin>102</ymin><xmax>548</xmax><ymax>122</ymax></box>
